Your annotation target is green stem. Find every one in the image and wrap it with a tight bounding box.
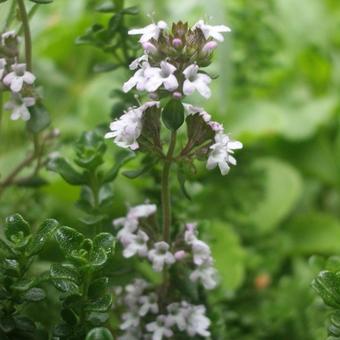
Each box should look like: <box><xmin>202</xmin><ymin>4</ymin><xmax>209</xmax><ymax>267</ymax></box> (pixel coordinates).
<box><xmin>0</xmin><ymin>91</ymin><xmax>3</xmax><ymax>136</ymax></box>
<box><xmin>17</xmin><ymin>0</ymin><xmax>32</xmax><ymax>71</ymax></box>
<box><xmin>161</xmin><ymin>131</ymin><xmax>177</xmax><ymax>243</ymax></box>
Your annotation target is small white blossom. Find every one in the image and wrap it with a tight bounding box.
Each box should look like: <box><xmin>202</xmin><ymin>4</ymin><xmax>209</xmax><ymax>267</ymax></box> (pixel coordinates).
<box><xmin>105</xmin><ymin>101</ymin><xmax>159</xmax><ymax>150</ymax></box>
<box><xmin>123</xmin><ymin>61</ymin><xmax>151</xmax><ymax>93</ymax></box>
<box><xmin>116</xmin><ymin>218</ymin><xmax>139</xmax><ymax>245</ymax></box>
<box><xmin>144</xmin><ymin>61</ymin><xmax>178</xmax><ymax>92</ymax></box>
<box><xmin>167</xmin><ymin>303</ymin><xmax>187</xmax><ymax>331</ymax></box>
<box><xmin>129</xmin><ymin>54</ymin><xmax>148</xmax><ymax>70</ymax></box>
<box><xmin>142</xmin><ymin>42</ymin><xmax>158</xmax><ymax>54</ymax></box>
<box><xmin>148</xmin><ymin>242</ymin><xmax>175</xmax><ymax>272</ymax></box>
<box><xmin>1</xmin><ymin>31</ymin><xmax>16</xmax><ymax>44</ymax></box>
<box><xmin>4</xmin><ymin>94</ymin><xmax>35</xmax><ymax>121</ymax></box>
<box><xmin>129</xmin><ymin>21</ymin><xmax>167</xmax><ymax>43</ymax></box>
<box><xmin>184</xmin><ymin>223</ymin><xmax>198</xmax><ymax>245</ymax></box>
<box><xmin>139</xmin><ymin>293</ymin><xmax>159</xmax><ymax>316</ymax></box>
<box><xmin>192</xmin><ymin>239</ymin><xmax>212</xmax><ymax>266</ymax></box>
<box><xmin>193</xmin><ymin>20</ymin><xmax>231</xmax><ymax>41</ymax></box>
<box><xmin>207</xmin><ymin>132</ymin><xmax>243</xmax><ymax>175</ymax></box>
<box><xmin>146</xmin><ymin>315</ymin><xmax>173</xmax><ymax>340</ymax></box>
<box><xmin>186</xmin><ymin>305</ymin><xmax>211</xmax><ymax>337</ymax></box>
<box><xmin>120</xmin><ymin>311</ymin><xmax>140</xmax><ymax>330</ymax></box>
<box><xmin>128</xmin><ymin>203</ymin><xmax>157</xmax><ymax>219</ymax></box>
<box><xmin>0</xmin><ymin>58</ymin><xmax>6</xmax><ymax>79</ymax></box>
<box><xmin>183</xmin><ymin>64</ymin><xmax>211</xmax><ymax>98</ymax></box>
<box><xmin>123</xmin><ymin>230</ymin><xmax>149</xmax><ymax>258</ymax></box>
<box><xmin>190</xmin><ymin>261</ymin><xmax>217</xmax><ymax>290</ymax></box>
<box><xmin>3</xmin><ymin>63</ymin><xmax>35</xmax><ymax>92</ymax></box>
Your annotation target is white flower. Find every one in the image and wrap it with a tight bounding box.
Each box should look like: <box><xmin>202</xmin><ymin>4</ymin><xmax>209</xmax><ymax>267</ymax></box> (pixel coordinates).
<box><xmin>105</xmin><ymin>102</ymin><xmax>159</xmax><ymax>150</ymax></box>
<box><xmin>128</xmin><ymin>203</ymin><xmax>157</xmax><ymax>219</ymax></box>
<box><xmin>0</xmin><ymin>58</ymin><xmax>7</xmax><ymax>79</ymax></box>
<box><xmin>123</xmin><ymin>61</ymin><xmax>151</xmax><ymax>93</ymax></box>
<box><xmin>3</xmin><ymin>63</ymin><xmax>35</xmax><ymax>92</ymax></box>
<box><xmin>185</xmin><ymin>305</ymin><xmax>211</xmax><ymax>337</ymax></box>
<box><xmin>146</xmin><ymin>315</ymin><xmax>173</xmax><ymax>340</ymax></box>
<box><xmin>129</xmin><ymin>54</ymin><xmax>148</xmax><ymax>70</ymax></box>
<box><xmin>167</xmin><ymin>303</ymin><xmax>187</xmax><ymax>331</ymax></box>
<box><xmin>144</xmin><ymin>61</ymin><xmax>178</xmax><ymax>92</ymax></box>
<box><xmin>148</xmin><ymin>242</ymin><xmax>175</xmax><ymax>272</ymax></box>
<box><xmin>124</xmin><ymin>279</ymin><xmax>149</xmax><ymax>306</ymax></box>
<box><xmin>116</xmin><ymin>218</ymin><xmax>139</xmax><ymax>245</ymax></box>
<box><xmin>192</xmin><ymin>240</ymin><xmax>212</xmax><ymax>266</ymax></box>
<box><xmin>183</xmin><ymin>64</ymin><xmax>211</xmax><ymax>98</ymax></box>
<box><xmin>207</xmin><ymin>132</ymin><xmax>243</xmax><ymax>175</ymax></box>
<box><xmin>4</xmin><ymin>94</ymin><xmax>35</xmax><ymax>121</ymax></box>
<box><xmin>184</xmin><ymin>223</ymin><xmax>198</xmax><ymax>245</ymax></box>
<box><xmin>1</xmin><ymin>30</ymin><xmax>16</xmax><ymax>44</ymax></box>
<box><xmin>139</xmin><ymin>293</ymin><xmax>159</xmax><ymax>316</ymax></box>
<box><xmin>129</xmin><ymin>21</ymin><xmax>167</xmax><ymax>43</ymax></box>
<box><xmin>123</xmin><ymin>230</ymin><xmax>149</xmax><ymax>258</ymax></box>
<box><xmin>193</xmin><ymin>20</ymin><xmax>231</xmax><ymax>41</ymax></box>
<box><xmin>120</xmin><ymin>311</ymin><xmax>140</xmax><ymax>330</ymax></box>
<box><xmin>190</xmin><ymin>261</ymin><xmax>217</xmax><ymax>290</ymax></box>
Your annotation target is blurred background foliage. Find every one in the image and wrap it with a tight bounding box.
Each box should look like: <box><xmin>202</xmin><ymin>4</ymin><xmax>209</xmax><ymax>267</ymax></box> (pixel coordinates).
<box><xmin>1</xmin><ymin>0</ymin><xmax>340</xmax><ymax>338</ymax></box>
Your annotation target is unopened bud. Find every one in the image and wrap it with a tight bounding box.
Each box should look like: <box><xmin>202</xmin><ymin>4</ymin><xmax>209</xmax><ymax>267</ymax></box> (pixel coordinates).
<box><xmin>174</xmin><ymin>250</ymin><xmax>187</xmax><ymax>261</ymax></box>
<box><xmin>172</xmin><ymin>38</ymin><xmax>183</xmax><ymax>48</ymax></box>
<box><xmin>142</xmin><ymin>42</ymin><xmax>157</xmax><ymax>54</ymax></box>
<box><xmin>202</xmin><ymin>41</ymin><xmax>218</xmax><ymax>54</ymax></box>
<box><xmin>172</xmin><ymin>91</ymin><xmax>182</xmax><ymax>99</ymax></box>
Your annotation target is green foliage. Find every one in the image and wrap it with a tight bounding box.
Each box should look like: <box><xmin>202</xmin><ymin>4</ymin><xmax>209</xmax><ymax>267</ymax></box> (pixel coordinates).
<box><xmin>0</xmin><ymin>214</ymin><xmax>59</xmax><ymax>339</ymax></box>
<box><xmin>51</xmin><ymin>226</ymin><xmax>115</xmax><ymax>339</ymax></box>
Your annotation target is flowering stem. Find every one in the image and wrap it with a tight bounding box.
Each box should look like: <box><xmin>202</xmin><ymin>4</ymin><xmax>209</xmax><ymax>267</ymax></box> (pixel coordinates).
<box><xmin>17</xmin><ymin>0</ymin><xmax>32</xmax><ymax>71</ymax></box>
<box><xmin>161</xmin><ymin>131</ymin><xmax>177</xmax><ymax>244</ymax></box>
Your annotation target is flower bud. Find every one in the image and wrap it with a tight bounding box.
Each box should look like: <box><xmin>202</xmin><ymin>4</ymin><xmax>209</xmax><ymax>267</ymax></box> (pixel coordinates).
<box><xmin>174</xmin><ymin>250</ymin><xmax>187</xmax><ymax>261</ymax></box>
<box><xmin>202</xmin><ymin>41</ymin><xmax>218</xmax><ymax>54</ymax></box>
<box><xmin>172</xmin><ymin>91</ymin><xmax>182</xmax><ymax>99</ymax></box>
<box><xmin>142</xmin><ymin>42</ymin><xmax>157</xmax><ymax>54</ymax></box>
<box><xmin>172</xmin><ymin>38</ymin><xmax>183</xmax><ymax>48</ymax></box>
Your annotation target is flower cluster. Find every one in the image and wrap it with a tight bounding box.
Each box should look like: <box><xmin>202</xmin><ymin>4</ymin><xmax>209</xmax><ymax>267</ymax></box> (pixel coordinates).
<box><xmin>0</xmin><ymin>31</ymin><xmax>37</xmax><ymax>121</ymax></box>
<box><xmin>115</xmin><ymin>279</ymin><xmax>211</xmax><ymax>340</ymax></box>
<box><xmin>114</xmin><ymin>204</ymin><xmax>218</xmax><ymax>338</ymax></box>
<box><xmin>106</xmin><ymin>19</ymin><xmax>242</xmax><ymax>176</ymax></box>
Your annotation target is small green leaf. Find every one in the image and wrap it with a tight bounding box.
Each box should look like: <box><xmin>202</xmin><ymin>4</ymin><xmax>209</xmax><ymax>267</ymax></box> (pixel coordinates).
<box><xmin>121</xmin><ymin>6</ymin><xmax>139</xmax><ymax>15</ymax></box>
<box><xmin>13</xmin><ymin>315</ymin><xmax>36</xmax><ymax>332</ymax></box>
<box><xmin>11</xmin><ymin>279</ymin><xmax>34</xmax><ymax>292</ymax></box>
<box><xmin>312</xmin><ymin>271</ymin><xmax>340</xmax><ymax>308</ymax></box>
<box><xmin>86</xmin><ymin>327</ymin><xmax>113</xmax><ymax>340</ymax></box>
<box><xmin>85</xmin><ymin>295</ymin><xmax>112</xmax><ymax>312</ymax></box>
<box><xmin>88</xmin><ymin>277</ymin><xmax>109</xmax><ymax>299</ymax></box>
<box><xmin>55</xmin><ymin>227</ymin><xmax>84</xmax><ymax>255</ymax></box>
<box><xmin>162</xmin><ymin>98</ymin><xmax>184</xmax><ymax>131</ymax></box>
<box><xmin>89</xmin><ymin>248</ymin><xmax>107</xmax><ymax>267</ymax></box>
<box><xmin>48</xmin><ymin>157</ymin><xmax>86</xmax><ymax>185</ymax></box>
<box><xmin>29</xmin><ymin>0</ymin><xmax>53</xmax><ymax>3</ymax></box>
<box><xmin>50</xmin><ymin>264</ymin><xmax>80</xmax><ymax>293</ymax></box>
<box><xmin>103</xmin><ymin>150</ymin><xmax>135</xmax><ymax>183</ymax></box>
<box><xmin>27</xmin><ymin>103</ymin><xmax>51</xmax><ymax>133</ymax></box>
<box><xmin>4</xmin><ymin>214</ymin><xmax>30</xmax><ymax>243</ymax></box>
<box><xmin>86</xmin><ymin>312</ymin><xmax>109</xmax><ymax>326</ymax></box>
<box><xmin>26</xmin><ymin>219</ymin><xmax>59</xmax><ymax>256</ymax></box>
<box><xmin>22</xmin><ymin>287</ymin><xmax>46</xmax><ymax>302</ymax></box>
<box><xmin>0</xmin><ymin>239</ymin><xmax>15</xmax><ymax>258</ymax></box>
<box><xmin>122</xmin><ymin>158</ymin><xmax>158</xmax><ymax>179</ymax></box>
<box><xmin>53</xmin><ymin>323</ymin><xmax>73</xmax><ymax>337</ymax></box>
<box><xmin>93</xmin><ymin>233</ymin><xmax>115</xmax><ymax>254</ymax></box>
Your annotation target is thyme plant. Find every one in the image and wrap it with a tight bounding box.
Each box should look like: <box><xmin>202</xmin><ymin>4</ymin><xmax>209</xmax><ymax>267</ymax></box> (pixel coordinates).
<box><xmin>105</xmin><ymin>19</ymin><xmax>242</xmax><ymax>338</ymax></box>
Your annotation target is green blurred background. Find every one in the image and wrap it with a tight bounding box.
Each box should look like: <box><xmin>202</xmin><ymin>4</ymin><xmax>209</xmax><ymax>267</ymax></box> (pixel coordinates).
<box><xmin>2</xmin><ymin>0</ymin><xmax>340</xmax><ymax>338</ymax></box>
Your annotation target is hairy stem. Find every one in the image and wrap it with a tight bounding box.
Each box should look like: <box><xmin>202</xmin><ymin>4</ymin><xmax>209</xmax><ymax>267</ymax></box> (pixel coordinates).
<box><xmin>17</xmin><ymin>0</ymin><xmax>32</xmax><ymax>71</ymax></box>
<box><xmin>161</xmin><ymin>131</ymin><xmax>177</xmax><ymax>244</ymax></box>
